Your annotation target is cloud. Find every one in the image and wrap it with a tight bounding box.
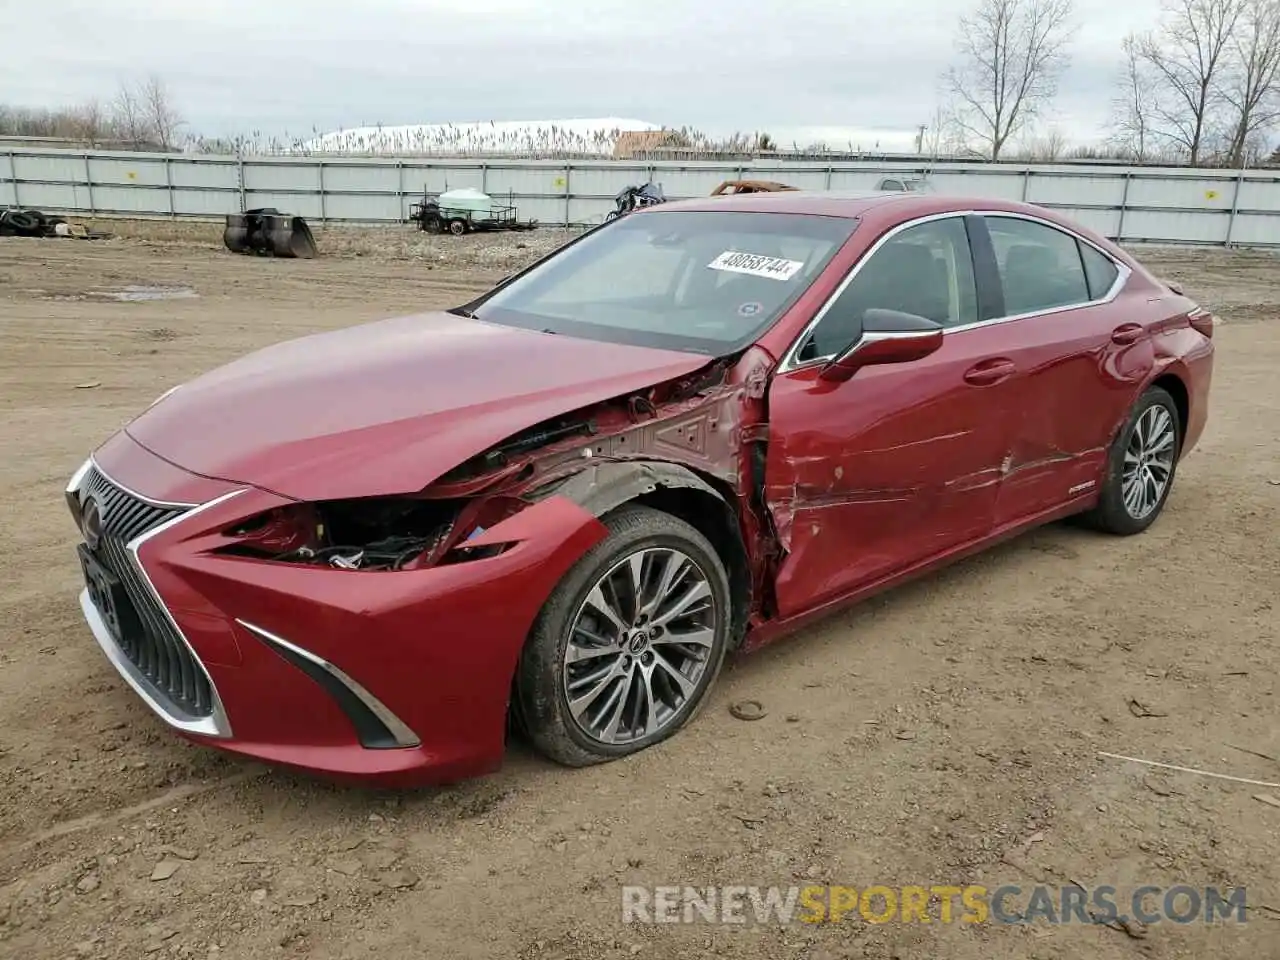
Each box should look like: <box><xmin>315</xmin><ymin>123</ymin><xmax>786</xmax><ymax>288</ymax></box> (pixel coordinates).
<box><xmin>1</xmin><ymin>0</ymin><xmax>1165</xmax><ymax>146</ymax></box>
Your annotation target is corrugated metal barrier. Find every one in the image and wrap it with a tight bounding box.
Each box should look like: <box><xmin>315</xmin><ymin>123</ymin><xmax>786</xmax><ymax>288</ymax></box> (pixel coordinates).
<box><xmin>4</xmin><ymin>147</ymin><xmax>1279</xmax><ymax>246</ymax></box>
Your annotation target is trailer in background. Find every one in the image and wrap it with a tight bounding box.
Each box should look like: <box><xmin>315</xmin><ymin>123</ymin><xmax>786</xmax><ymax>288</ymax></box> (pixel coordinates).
<box><xmin>408</xmin><ymin>188</ymin><xmax>538</xmax><ymax>235</ymax></box>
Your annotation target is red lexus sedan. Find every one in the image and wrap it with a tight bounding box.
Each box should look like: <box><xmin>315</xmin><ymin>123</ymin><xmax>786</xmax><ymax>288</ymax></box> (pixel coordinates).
<box><xmin>65</xmin><ymin>191</ymin><xmax>1214</xmax><ymax>785</ymax></box>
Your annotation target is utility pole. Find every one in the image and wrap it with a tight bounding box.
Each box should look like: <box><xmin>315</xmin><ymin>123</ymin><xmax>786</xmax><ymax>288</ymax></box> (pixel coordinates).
<box><xmin>916</xmin><ymin>124</ymin><xmax>926</xmax><ymax>154</ymax></box>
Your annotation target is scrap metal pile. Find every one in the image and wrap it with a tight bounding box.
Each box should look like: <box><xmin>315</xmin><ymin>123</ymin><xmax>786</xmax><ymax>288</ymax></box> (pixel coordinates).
<box><xmin>223</xmin><ymin>208</ymin><xmax>319</xmax><ymax>258</ymax></box>
<box><xmin>607</xmin><ymin>182</ymin><xmax>667</xmax><ymax>220</ymax></box>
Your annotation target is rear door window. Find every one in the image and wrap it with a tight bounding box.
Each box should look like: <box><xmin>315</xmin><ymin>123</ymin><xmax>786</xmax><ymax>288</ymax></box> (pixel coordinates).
<box><xmin>984</xmin><ymin>216</ymin><xmax>1091</xmax><ymax>316</ymax></box>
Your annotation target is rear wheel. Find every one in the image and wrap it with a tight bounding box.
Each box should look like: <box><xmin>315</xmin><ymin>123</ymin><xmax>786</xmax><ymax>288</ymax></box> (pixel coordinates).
<box><xmin>447</xmin><ymin>218</ymin><xmax>468</xmax><ymax>236</ymax></box>
<box><xmin>514</xmin><ymin>506</ymin><xmax>731</xmax><ymax>767</ymax></box>
<box><xmin>1079</xmin><ymin>386</ymin><xmax>1181</xmax><ymax>535</ymax></box>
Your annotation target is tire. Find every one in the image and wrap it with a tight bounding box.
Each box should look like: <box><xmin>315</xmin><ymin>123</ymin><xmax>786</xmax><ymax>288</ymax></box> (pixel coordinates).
<box><xmin>1079</xmin><ymin>386</ymin><xmax>1182</xmax><ymax>535</ymax></box>
<box><xmin>4</xmin><ymin>211</ymin><xmax>39</xmax><ymax>233</ymax></box>
<box><xmin>447</xmin><ymin>218</ymin><xmax>467</xmax><ymax>236</ymax></box>
<box><xmin>514</xmin><ymin>505</ymin><xmax>732</xmax><ymax>767</ymax></box>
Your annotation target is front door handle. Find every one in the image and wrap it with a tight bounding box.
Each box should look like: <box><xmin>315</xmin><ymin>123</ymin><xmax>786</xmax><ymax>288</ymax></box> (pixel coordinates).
<box><xmin>963</xmin><ymin>358</ymin><xmax>1016</xmax><ymax>386</ymax></box>
<box><xmin>1111</xmin><ymin>323</ymin><xmax>1144</xmax><ymax>345</ymax></box>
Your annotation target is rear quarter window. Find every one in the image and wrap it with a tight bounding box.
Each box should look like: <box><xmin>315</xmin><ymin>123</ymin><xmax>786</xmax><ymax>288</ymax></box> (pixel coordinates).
<box><xmin>1079</xmin><ymin>242</ymin><xmax>1121</xmax><ymax>300</ymax></box>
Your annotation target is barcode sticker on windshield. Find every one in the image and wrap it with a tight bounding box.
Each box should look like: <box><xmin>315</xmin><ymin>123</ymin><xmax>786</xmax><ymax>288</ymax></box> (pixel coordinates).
<box><xmin>707</xmin><ymin>251</ymin><xmax>805</xmax><ymax>281</ymax></box>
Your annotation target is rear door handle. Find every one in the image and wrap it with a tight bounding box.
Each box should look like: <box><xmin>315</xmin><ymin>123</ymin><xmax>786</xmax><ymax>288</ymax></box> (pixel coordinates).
<box><xmin>963</xmin><ymin>358</ymin><xmax>1016</xmax><ymax>386</ymax></box>
<box><xmin>1111</xmin><ymin>323</ymin><xmax>1144</xmax><ymax>345</ymax></box>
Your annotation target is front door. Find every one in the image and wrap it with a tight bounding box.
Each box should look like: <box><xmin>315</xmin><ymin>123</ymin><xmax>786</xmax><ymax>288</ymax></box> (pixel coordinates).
<box><xmin>763</xmin><ymin>214</ymin><xmax>1025</xmax><ymax>619</ymax></box>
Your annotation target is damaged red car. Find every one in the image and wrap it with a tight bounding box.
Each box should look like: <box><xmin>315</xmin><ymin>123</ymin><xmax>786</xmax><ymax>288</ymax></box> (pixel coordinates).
<box><xmin>65</xmin><ymin>191</ymin><xmax>1214</xmax><ymax>785</ymax></box>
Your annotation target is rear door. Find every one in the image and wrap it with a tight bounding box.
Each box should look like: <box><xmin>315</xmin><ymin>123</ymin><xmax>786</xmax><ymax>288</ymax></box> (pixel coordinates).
<box><xmin>974</xmin><ymin>213</ymin><xmax>1156</xmax><ymax>527</ymax></box>
<box><xmin>763</xmin><ymin>214</ymin><xmax>1026</xmax><ymax>619</ymax></box>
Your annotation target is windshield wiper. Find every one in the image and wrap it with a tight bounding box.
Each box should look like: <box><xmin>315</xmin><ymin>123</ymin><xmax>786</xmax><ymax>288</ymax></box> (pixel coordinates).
<box><xmin>448</xmin><ymin>307</ymin><xmax>477</xmax><ymax>319</ymax></box>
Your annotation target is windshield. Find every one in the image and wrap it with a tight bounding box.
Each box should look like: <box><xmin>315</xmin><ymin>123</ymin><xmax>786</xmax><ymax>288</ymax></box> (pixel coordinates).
<box><xmin>469</xmin><ymin>210</ymin><xmax>859</xmax><ymax>354</ymax></box>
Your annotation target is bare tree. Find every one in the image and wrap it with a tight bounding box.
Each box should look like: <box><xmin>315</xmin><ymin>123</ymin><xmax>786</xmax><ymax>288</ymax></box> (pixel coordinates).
<box><xmin>1223</xmin><ymin>0</ymin><xmax>1280</xmax><ymax>165</ymax></box>
<box><xmin>1033</xmin><ymin>125</ymin><xmax>1070</xmax><ymax>159</ymax></box>
<box><xmin>70</xmin><ymin>99</ymin><xmax>107</xmax><ymax>143</ymax></box>
<box><xmin>140</xmin><ymin>73</ymin><xmax>184</xmax><ymax>150</ymax></box>
<box><xmin>111</xmin><ymin>80</ymin><xmax>150</xmax><ymax>147</ymax></box>
<box><xmin>1110</xmin><ymin>34</ymin><xmax>1158</xmax><ymax>160</ymax></box>
<box><xmin>943</xmin><ymin>0</ymin><xmax>1076</xmax><ymax>161</ymax></box>
<box><xmin>919</xmin><ymin>102</ymin><xmax>968</xmax><ymax>157</ymax></box>
<box><xmin>1135</xmin><ymin>0</ymin><xmax>1243</xmax><ymax>164</ymax></box>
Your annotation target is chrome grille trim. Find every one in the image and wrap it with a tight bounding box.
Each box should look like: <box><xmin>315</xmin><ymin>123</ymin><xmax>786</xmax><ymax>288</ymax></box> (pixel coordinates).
<box><xmin>69</xmin><ymin>457</ymin><xmax>241</xmax><ymax>738</ymax></box>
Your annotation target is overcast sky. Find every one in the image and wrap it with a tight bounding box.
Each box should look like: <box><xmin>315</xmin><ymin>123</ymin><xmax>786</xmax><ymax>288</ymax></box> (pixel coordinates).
<box><xmin>4</xmin><ymin>0</ymin><xmax>1166</xmax><ymax>148</ymax></box>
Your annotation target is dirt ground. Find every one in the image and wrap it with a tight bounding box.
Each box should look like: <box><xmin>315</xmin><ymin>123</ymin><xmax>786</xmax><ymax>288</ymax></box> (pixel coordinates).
<box><xmin>0</xmin><ymin>222</ymin><xmax>1277</xmax><ymax>960</ymax></box>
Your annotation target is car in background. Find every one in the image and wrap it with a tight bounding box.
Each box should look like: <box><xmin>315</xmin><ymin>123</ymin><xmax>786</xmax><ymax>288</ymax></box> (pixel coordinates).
<box><xmin>64</xmin><ymin>190</ymin><xmax>1214</xmax><ymax>785</ymax></box>
<box><xmin>876</xmin><ymin>176</ymin><xmax>935</xmax><ymax>193</ymax></box>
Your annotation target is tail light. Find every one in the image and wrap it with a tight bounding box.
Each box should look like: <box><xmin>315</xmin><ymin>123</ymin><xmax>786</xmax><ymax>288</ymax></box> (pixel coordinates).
<box><xmin>1187</xmin><ymin>306</ymin><xmax>1216</xmax><ymax>338</ymax></box>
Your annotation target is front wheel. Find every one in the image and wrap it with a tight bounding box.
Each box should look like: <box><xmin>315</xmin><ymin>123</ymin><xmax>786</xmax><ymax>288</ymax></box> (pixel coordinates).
<box><xmin>514</xmin><ymin>506</ymin><xmax>732</xmax><ymax>767</ymax></box>
<box><xmin>1080</xmin><ymin>386</ymin><xmax>1182</xmax><ymax>535</ymax></box>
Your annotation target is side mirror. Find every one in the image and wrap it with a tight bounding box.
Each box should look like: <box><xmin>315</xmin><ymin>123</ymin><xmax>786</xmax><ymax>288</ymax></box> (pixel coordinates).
<box><xmin>818</xmin><ymin>309</ymin><xmax>944</xmax><ymax>383</ymax></box>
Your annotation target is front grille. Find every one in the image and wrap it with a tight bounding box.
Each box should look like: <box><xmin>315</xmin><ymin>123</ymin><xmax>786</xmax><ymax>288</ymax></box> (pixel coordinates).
<box><xmin>79</xmin><ymin>466</ymin><xmax>214</xmax><ymax>719</ymax></box>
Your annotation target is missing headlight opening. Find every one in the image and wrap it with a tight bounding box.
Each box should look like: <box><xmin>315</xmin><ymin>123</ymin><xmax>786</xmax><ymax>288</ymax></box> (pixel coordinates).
<box><xmin>221</xmin><ymin>496</ymin><xmax>521</xmax><ymax>571</ymax></box>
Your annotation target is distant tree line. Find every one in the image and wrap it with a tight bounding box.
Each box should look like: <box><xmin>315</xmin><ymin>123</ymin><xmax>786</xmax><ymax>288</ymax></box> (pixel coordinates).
<box><xmin>0</xmin><ymin>74</ymin><xmax>184</xmax><ymax>151</ymax></box>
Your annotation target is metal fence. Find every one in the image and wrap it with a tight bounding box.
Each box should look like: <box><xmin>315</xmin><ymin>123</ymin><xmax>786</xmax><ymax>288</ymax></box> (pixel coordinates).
<box><xmin>5</xmin><ymin>146</ymin><xmax>1280</xmax><ymax>246</ymax></box>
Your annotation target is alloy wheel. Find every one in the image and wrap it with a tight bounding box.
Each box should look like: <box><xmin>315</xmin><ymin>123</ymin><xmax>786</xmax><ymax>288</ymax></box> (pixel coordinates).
<box><xmin>562</xmin><ymin>547</ymin><xmax>717</xmax><ymax>746</ymax></box>
<box><xmin>1122</xmin><ymin>404</ymin><xmax>1177</xmax><ymax>520</ymax></box>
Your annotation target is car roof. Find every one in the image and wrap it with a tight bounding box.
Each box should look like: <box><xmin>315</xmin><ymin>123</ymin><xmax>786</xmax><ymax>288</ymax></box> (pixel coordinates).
<box><xmin>648</xmin><ymin>189</ymin><xmax>1046</xmax><ymax>221</ymax></box>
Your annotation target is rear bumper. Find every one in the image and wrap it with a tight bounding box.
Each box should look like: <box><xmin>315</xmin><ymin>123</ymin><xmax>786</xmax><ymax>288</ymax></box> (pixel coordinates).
<box><xmin>68</xmin><ymin>434</ymin><xmax>608</xmax><ymax>786</ymax></box>
<box><xmin>1180</xmin><ymin>337</ymin><xmax>1214</xmax><ymax>457</ymax></box>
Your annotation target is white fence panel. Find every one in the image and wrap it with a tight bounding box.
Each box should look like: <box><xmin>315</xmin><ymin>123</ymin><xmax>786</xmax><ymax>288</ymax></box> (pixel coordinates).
<box><xmin>169</xmin><ymin>159</ymin><xmax>238</xmax><ymax>190</ymax></box>
<box><xmin>244</xmin><ymin>162</ymin><xmax>320</xmax><ymax>192</ymax></box>
<box><xmin>1227</xmin><ymin>212</ymin><xmax>1279</xmax><ymax>245</ymax></box>
<box><xmin>176</xmin><ymin>189</ymin><xmax>241</xmax><ymax>217</ymax></box>
<box><xmin>1026</xmin><ymin>174</ymin><xmax>1126</xmax><ymax>207</ymax></box>
<box><xmin>1122</xmin><ymin>209</ymin><xmax>1229</xmax><ymax>244</ymax></box>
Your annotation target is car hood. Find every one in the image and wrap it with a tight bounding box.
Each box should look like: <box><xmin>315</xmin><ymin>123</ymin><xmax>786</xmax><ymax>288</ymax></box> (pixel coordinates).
<box><xmin>122</xmin><ymin>310</ymin><xmax>712</xmax><ymax>502</ymax></box>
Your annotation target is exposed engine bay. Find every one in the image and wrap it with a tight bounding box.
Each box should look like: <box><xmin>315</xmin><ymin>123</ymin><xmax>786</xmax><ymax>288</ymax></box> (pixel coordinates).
<box><xmin>220</xmin><ymin>495</ymin><xmax>523</xmax><ymax>571</ymax></box>
<box><xmin>213</xmin><ymin>349</ymin><xmax>774</xmax><ymax>628</ymax></box>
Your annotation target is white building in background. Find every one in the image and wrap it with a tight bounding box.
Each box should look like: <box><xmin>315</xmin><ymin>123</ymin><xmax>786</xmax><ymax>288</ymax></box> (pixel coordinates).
<box><xmin>299</xmin><ymin>118</ymin><xmax>662</xmax><ymax>155</ymax></box>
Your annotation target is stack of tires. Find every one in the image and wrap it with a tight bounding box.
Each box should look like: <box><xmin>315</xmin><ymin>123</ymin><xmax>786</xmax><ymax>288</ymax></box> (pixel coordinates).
<box><xmin>0</xmin><ymin>208</ymin><xmax>66</xmax><ymax>237</ymax></box>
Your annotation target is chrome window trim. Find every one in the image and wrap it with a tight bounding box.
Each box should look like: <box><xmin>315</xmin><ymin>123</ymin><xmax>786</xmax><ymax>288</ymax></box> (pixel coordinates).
<box><xmin>778</xmin><ymin>208</ymin><xmax>1131</xmax><ymax>374</ymax></box>
<box><xmin>69</xmin><ymin>459</ymin><xmax>240</xmax><ymax>739</ymax></box>
<box><xmin>236</xmin><ymin>620</ymin><xmax>422</xmax><ymax>749</ymax></box>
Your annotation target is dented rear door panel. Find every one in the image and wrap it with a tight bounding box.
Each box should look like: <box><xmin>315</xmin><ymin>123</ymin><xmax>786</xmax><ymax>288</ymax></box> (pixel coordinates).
<box><xmin>763</xmin><ymin>325</ymin><xmax>1027</xmax><ymax>619</ymax></box>
<box><xmin>990</xmin><ymin>301</ymin><xmax>1156</xmax><ymax>527</ymax></box>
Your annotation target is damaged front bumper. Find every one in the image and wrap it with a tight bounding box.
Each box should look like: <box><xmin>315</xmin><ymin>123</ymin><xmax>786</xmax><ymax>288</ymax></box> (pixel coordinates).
<box><xmin>66</xmin><ymin>433</ymin><xmax>608</xmax><ymax>786</ymax></box>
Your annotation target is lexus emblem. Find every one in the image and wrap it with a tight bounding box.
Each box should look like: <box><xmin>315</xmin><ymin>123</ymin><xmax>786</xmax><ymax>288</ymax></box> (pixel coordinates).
<box><xmin>81</xmin><ymin>494</ymin><xmax>103</xmax><ymax>551</ymax></box>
